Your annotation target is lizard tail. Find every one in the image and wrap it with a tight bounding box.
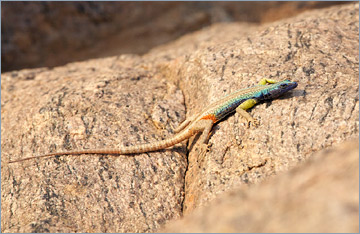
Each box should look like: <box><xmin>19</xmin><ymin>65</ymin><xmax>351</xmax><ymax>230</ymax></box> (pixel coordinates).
<box><xmin>8</xmin><ymin>128</ymin><xmax>195</xmax><ymax>163</ymax></box>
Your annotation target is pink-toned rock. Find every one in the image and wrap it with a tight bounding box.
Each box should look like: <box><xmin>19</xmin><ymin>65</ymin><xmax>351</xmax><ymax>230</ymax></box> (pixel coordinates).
<box><xmin>160</xmin><ymin>3</ymin><xmax>358</xmax><ymax>214</ymax></box>
<box><xmin>1</xmin><ymin>58</ymin><xmax>187</xmax><ymax>232</ymax></box>
<box><xmin>161</xmin><ymin>139</ymin><xmax>359</xmax><ymax>233</ymax></box>
<box><xmin>2</xmin><ymin>2</ymin><xmax>344</xmax><ymax>72</ymax></box>
<box><xmin>1</xmin><ymin>3</ymin><xmax>358</xmax><ymax>233</ymax></box>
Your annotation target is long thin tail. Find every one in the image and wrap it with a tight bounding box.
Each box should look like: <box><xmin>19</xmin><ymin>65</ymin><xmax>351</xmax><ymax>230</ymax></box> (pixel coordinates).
<box><xmin>8</xmin><ymin>128</ymin><xmax>195</xmax><ymax>164</ymax></box>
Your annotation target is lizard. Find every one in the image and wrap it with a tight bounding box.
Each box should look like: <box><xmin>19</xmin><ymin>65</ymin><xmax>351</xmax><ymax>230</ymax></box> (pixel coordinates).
<box><xmin>8</xmin><ymin>78</ymin><xmax>298</xmax><ymax>164</ymax></box>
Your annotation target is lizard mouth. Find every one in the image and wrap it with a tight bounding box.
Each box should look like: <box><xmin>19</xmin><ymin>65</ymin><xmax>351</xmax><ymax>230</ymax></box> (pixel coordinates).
<box><xmin>285</xmin><ymin>81</ymin><xmax>298</xmax><ymax>91</ymax></box>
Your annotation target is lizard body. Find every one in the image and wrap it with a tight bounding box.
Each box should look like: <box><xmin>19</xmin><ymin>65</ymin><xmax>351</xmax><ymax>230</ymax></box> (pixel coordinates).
<box><xmin>8</xmin><ymin>79</ymin><xmax>297</xmax><ymax>163</ymax></box>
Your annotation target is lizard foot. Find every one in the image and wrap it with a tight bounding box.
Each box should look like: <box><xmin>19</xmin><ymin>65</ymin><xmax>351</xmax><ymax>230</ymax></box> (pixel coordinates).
<box><xmin>196</xmin><ymin>143</ymin><xmax>211</xmax><ymax>162</ymax></box>
<box><xmin>246</xmin><ymin>118</ymin><xmax>259</xmax><ymax>128</ymax></box>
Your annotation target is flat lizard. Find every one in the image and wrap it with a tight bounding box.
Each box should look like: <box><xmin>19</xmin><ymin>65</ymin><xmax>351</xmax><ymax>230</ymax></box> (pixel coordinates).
<box><xmin>8</xmin><ymin>78</ymin><xmax>297</xmax><ymax>163</ymax></box>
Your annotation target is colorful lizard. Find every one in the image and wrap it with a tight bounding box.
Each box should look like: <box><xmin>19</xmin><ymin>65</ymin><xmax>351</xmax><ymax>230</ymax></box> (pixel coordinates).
<box><xmin>8</xmin><ymin>78</ymin><xmax>297</xmax><ymax>163</ymax></box>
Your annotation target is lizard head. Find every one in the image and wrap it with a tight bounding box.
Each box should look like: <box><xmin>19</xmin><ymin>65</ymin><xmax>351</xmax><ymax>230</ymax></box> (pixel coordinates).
<box><xmin>261</xmin><ymin>80</ymin><xmax>298</xmax><ymax>100</ymax></box>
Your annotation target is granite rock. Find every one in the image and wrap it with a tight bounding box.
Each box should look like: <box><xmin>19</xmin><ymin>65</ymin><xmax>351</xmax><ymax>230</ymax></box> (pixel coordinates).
<box><xmin>161</xmin><ymin>139</ymin><xmax>359</xmax><ymax>233</ymax></box>
<box><xmin>2</xmin><ymin>3</ymin><xmax>358</xmax><ymax>233</ymax></box>
<box><xmin>2</xmin><ymin>2</ymin><xmax>344</xmax><ymax>72</ymax></box>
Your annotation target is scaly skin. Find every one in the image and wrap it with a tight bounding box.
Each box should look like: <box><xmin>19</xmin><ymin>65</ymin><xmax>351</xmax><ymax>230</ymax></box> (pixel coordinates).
<box><xmin>8</xmin><ymin>79</ymin><xmax>297</xmax><ymax>163</ymax></box>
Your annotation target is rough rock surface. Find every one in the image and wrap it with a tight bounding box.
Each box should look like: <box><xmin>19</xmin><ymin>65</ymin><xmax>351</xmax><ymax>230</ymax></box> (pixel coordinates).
<box><xmin>1</xmin><ymin>57</ymin><xmax>188</xmax><ymax>232</ymax></box>
<box><xmin>2</xmin><ymin>2</ymin><xmax>344</xmax><ymax>72</ymax></box>
<box><xmin>160</xmin><ymin>2</ymin><xmax>359</xmax><ymax>214</ymax></box>
<box><xmin>2</xmin><ymin>3</ymin><xmax>358</xmax><ymax>233</ymax></box>
<box><xmin>161</xmin><ymin>139</ymin><xmax>359</xmax><ymax>233</ymax></box>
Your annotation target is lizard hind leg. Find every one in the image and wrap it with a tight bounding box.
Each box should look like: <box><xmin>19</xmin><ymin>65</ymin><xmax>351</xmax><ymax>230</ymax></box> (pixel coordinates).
<box><xmin>196</xmin><ymin>119</ymin><xmax>214</xmax><ymax>144</ymax></box>
<box><xmin>191</xmin><ymin>119</ymin><xmax>213</xmax><ymax>161</ymax></box>
<box><xmin>173</xmin><ymin>118</ymin><xmax>191</xmax><ymax>133</ymax></box>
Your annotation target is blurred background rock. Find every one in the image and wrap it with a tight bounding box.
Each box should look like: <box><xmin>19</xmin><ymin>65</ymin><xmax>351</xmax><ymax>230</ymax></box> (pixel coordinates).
<box><xmin>1</xmin><ymin>1</ymin><xmax>345</xmax><ymax>72</ymax></box>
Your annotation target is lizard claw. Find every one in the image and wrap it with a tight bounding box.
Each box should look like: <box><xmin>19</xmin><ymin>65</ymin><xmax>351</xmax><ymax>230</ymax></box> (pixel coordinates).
<box><xmin>249</xmin><ymin>118</ymin><xmax>259</xmax><ymax>128</ymax></box>
<box><xmin>196</xmin><ymin>143</ymin><xmax>211</xmax><ymax>162</ymax></box>
<box><xmin>244</xmin><ymin>118</ymin><xmax>259</xmax><ymax>128</ymax></box>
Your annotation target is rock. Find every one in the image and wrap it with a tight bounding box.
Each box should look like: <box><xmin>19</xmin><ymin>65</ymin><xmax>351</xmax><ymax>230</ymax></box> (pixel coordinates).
<box><xmin>1</xmin><ymin>3</ymin><xmax>358</xmax><ymax>233</ymax></box>
<box><xmin>160</xmin><ymin>2</ymin><xmax>359</xmax><ymax>214</ymax></box>
<box><xmin>160</xmin><ymin>139</ymin><xmax>359</xmax><ymax>233</ymax></box>
<box><xmin>2</xmin><ymin>2</ymin><xmax>344</xmax><ymax>72</ymax></box>
<box><xmin>1</xmin><ymin>57</ymin><xmax>187</xmax><ymax>232</ymax></box>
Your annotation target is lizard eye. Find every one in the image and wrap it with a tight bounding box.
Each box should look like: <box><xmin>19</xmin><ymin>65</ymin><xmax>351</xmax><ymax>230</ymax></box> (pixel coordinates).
<box><xmin>280</xmin><ymin>83</ymin><xmax>288</xmax><ymax>88</ymax></box>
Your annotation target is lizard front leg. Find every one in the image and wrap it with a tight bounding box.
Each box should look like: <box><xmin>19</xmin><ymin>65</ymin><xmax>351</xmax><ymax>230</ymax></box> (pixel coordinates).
<box><xmin>258</xmin><ymin>78</ymin><xmax>279</xmax><ymax>85</ymax></box>
<box><xmin>235</xmin><ymin>99</ymin><xmax>259</xmax><ymax>127</ymax></box>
